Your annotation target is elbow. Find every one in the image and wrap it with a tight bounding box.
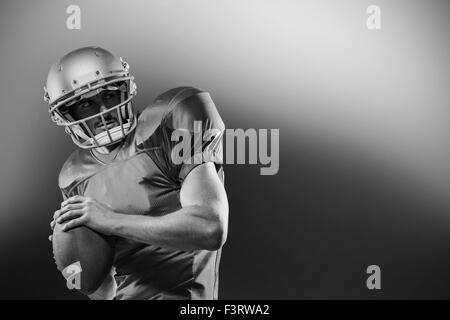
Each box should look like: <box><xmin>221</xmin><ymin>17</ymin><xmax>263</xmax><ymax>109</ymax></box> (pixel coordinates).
<box><xmin>204</xmin><ymin>210</ymin><xmax>228</xmax><ymax>251</ymax></box>
<box><xmin>204</xmin><ymin>224</ymin><xmax>226</xmax><ymax>251</ymax></box>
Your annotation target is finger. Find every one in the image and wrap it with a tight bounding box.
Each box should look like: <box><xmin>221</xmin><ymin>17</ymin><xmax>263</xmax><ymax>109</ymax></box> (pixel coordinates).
<box><xmin>57</xmin><ymin>209</ymin><xmax>84</xmax><ymax>224</ymax></box>
<box><xmin>59</xmin><ymin>203</ymin><xmax>85</xmax><ymax>214</ymax></box>
<box><xmin>48</xmin><ymin>235</ymin><xmax>53</xmax><ymax>242</ymax></box>
<box><xmin>50</xmin><ymin>220</ymin><xmax>56</xmax><ymax>230</ymax></box>
<box><xmin>55</xmin><ymin>207</ymin><xmax>71</xmax><ymax>218</ymax></box>
<box><xmin>56</xmin><ymin>204</ymin><xmax>85</xmax><ymax>220</ymax></box>
<box><xmin>53</xmin><ymin>209</ymin><xmax>61</xmax><ymax>220</ymax></box>
<box><xmin>62</xmin><ymin>216</ymin><xmax>85</xmax><ymax>232</ymax></box>
<box><xmin>61</xmin><ymin>195</ymin><xmax>85</xmax><ymax>207</ymax></box>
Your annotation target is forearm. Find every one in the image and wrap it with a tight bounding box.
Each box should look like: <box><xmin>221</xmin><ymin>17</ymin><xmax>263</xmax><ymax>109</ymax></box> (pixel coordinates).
<box><xmin>107</xmin><ymin>205</ymin><xmax>225</xmax><ymax>251</ymax></box>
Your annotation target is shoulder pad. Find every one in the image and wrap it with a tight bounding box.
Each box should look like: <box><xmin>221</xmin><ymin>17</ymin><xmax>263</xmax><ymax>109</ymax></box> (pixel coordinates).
<box><xmin>58</xmin><ymin>148</ymin><xmax>99</xmax><ymax>192</ymax></box>
<box><xmin>166</xmin><ymin>88</ymin><xmax>224</xmax><ymax>132</ymax></box>
<box><xmin>134</xmin><ymin>86</ymin><xmax>207</xmax><ymax>146</ymax></box>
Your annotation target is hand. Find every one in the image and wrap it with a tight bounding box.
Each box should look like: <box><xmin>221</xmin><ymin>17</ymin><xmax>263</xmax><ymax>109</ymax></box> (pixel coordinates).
<box><xmin>52</xmin><ymin>195</ymin><xmax>116</xmax><ymax>235</ymax></box>
<box><xmin>48</xmin><ymin>219</ymin><xmax>56</xmax><ymax>242</ymax></box>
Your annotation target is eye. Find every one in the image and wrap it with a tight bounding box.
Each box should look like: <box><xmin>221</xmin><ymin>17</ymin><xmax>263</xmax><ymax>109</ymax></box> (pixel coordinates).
<box><xmin>76</xmin><ymin>100</ymin><xmax>91</xmax><ymax>110</ymax></box>
<box><xmin>104</xmin><ymin>92</ymin><xmax>116</xmax><ymax>100</ymax></box>
<box><xmin>81</xmin><ymin>101</ymin><xmax>91</xmax><ymax>108</ymax></box>
<box><xmin>59</xmin><ymin>105</ymin><xmax>69</xmax><ymax>114</ymax></box>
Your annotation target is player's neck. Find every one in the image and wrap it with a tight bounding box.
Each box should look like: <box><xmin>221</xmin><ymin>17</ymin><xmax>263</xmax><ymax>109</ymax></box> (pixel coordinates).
<box><xmin>94</xmin><ymin>142</ymin><xmax>121</xmax><ymax>155</ymax></box>
<box><xmin>91</xmin><ymin>141</ymin><xmax>123</xmax><ymax>165</ymax></box>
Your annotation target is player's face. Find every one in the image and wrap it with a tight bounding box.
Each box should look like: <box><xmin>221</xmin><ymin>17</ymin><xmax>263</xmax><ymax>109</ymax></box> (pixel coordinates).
<box><xmin>67</xmin><ymin>90</ymin><xmax>122</xmax><ymax>136</ymax></box>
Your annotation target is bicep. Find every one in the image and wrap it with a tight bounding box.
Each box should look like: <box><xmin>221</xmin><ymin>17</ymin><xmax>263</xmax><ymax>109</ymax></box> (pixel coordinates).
<box><xmin>180</xmin><ymin>162</ymin><xmax>228</xmax><ymax>215</ymax></box>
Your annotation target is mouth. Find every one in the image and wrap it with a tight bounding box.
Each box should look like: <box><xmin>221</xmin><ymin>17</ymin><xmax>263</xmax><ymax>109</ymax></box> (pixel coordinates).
<box><xmin>95</xmin><ymin>120</ymin><xmax>118</xmax><ymax>132</ymax></box>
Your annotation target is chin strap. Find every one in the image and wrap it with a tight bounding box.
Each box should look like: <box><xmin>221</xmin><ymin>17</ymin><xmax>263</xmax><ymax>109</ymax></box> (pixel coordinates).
<box><xmin>91</xmin><ymin>122</ymin><xmax>131</xmax><ymax>147</ymax></box>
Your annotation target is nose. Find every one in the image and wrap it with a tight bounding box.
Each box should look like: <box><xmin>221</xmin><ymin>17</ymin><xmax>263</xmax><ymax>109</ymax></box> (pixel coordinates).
<box><xmin>99</xmin><ymin>104</ymin><xmax>114</xmax><ymax>122</ymax></box>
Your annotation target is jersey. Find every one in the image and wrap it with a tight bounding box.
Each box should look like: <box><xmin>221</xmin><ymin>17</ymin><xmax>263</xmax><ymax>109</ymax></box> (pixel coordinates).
<box><xmin>58</xmin><ymin>86</ymin><xmax>225</xmax><ymax>300</ymax></box>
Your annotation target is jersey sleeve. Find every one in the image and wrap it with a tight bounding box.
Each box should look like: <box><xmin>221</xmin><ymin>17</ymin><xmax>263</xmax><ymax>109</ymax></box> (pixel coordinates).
<box><xmin>58</xmin><ymin>148</ymin><xmax>98</xmax><ymax>198</ymax></box>
<box><xmin>161</xmin><ymin>87</ymin><xmax>225</xmax><ymax>183</ymax></box>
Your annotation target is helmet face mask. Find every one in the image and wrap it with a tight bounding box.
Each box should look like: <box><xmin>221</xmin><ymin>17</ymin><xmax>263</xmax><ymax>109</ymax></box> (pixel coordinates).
<box><xmin>44</xmin><ymin>46</ymin><xmax>138</xmax><ymax>149</ymax></box>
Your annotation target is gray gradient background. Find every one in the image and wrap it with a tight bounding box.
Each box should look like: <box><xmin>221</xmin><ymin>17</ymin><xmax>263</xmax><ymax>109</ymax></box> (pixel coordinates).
<box><xmin>0</xmin><ymin>0</ymin><xmax>449</xmax><ymax>299</ymax></box>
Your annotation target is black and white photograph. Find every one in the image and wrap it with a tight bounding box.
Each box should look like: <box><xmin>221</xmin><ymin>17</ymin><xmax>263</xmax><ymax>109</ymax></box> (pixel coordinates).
<box><xmin>0</xmin><ymin>0</ymin><xmax>450</xmax><ymax>306</ymax></box>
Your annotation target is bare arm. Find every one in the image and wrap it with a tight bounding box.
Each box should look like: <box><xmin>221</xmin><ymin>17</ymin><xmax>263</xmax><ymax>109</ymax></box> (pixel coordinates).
<box><xmin>106</xmin><ymin>162</ymin><xmax>228</xmax><ymax>251</ymax></box>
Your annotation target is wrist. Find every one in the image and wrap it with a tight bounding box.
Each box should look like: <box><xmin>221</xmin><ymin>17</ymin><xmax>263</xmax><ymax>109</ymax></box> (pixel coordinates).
<box><xmin>105</xmin><ymin>211</ymin><xmax>123</xmax><ymax>236</ymax></box>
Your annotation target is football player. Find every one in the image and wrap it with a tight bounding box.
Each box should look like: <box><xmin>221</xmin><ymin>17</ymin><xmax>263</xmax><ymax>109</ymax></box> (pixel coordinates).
<box><xmin>44</xmin><ymin>46</ymin><xmax>228</xmax><ymax>300</ymax></box>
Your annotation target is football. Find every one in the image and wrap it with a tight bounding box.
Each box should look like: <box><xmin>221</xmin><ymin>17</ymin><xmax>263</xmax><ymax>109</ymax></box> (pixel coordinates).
<box><xmin>52</xmin><ymin>223</ymin><xmax>114</xmax><ymax>295</ymax></box>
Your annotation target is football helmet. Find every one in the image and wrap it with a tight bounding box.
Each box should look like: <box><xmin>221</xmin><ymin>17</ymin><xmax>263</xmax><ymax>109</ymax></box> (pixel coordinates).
<box><xmin>44</xmin><ymin>46</ymin><xmax>137</xmax><ymax>149</ymax></box>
